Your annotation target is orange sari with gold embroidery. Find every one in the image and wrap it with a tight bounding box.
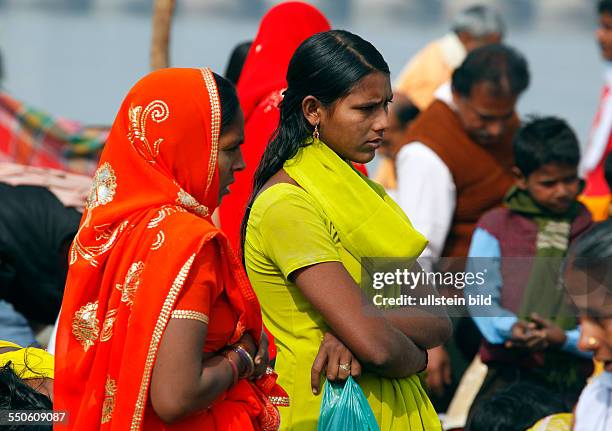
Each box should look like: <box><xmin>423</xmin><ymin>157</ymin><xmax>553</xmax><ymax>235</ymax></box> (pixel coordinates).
<box><xmin>54</xmin><ymin>68</ymin><xmax>285</xmax><ymax>430</ymax></box>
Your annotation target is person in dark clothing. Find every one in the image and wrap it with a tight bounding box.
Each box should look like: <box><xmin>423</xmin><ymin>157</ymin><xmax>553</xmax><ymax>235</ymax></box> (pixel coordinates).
<box><xmin>0</xmin><ymin>183</ymin><xmax>81</xmax><ymax>341</ymax></box>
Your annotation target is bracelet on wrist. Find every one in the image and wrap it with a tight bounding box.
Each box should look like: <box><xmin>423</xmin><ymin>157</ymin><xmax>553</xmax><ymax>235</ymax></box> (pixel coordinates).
<box><xmin>233</xmin><ymin>345</ymin><xmax>255</xmax><ymax>379</ymax></box>
<box><xmin>223</xmin><ymin>352</ymin><xmax>239</xmax><ymax>386</ymax></box>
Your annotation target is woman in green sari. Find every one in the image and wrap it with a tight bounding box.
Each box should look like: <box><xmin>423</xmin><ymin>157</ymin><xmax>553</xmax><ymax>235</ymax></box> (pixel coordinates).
<box><xmin>241</xmin><ymin>30</ymin><xmax>452</xmax><ymax>430</ymax></box>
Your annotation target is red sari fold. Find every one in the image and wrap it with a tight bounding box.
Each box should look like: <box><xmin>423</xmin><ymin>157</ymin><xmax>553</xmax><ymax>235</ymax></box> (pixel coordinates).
<box><xmin>219</xmin><ymin>2</ymin><xmax>331</xmax><ymax>251</ymax></box>
<box><xmin>54</xmin><ymin>67</ymin><xmax>285</xmax><ymax>431</ymax></box>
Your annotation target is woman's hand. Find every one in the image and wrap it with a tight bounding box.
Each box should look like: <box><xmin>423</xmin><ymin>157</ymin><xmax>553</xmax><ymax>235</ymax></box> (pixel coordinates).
<box><xmin>252</xmin><ymin>330</ymin><xmax>270</xmax><ymax>378</ymax></box>
<box><xmin>425</xmin><ymin>345</ymin><xmax>451</xmax><ymax>397</ymax></box>
<box><xmin>311</xmin><ymin>332</ymin><xmax>362</xmax><ymax>395</ymax></box>
<box><xmin>236</xmin><ymin>332</ymin><xmax>257</xmax><ymax>356</ymax></box>
<box><xmin>236</xmin><ymin>330</ymin><xmax>270</xmax><ymax>378</ymax></box>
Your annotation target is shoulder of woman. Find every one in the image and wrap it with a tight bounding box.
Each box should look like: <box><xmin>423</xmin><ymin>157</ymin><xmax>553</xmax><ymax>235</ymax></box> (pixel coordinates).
<box><xmin>252</xmin><ymin>183</ymin><xmax>318</xmax><ymax>215</ymax></box>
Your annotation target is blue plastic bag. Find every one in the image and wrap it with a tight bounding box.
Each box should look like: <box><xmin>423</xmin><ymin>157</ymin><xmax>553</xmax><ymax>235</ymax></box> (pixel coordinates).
<box><xmin>317</xmin><ymin>376</ymin><xmax>381</xmax><ymax>431</ymax></box>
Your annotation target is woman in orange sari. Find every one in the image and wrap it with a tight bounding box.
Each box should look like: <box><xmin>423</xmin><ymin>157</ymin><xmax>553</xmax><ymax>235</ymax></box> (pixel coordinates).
<box><xmin>54</xmin><ymin>67</ymin><xmax>286</xmax><ymax>430</ymax></box>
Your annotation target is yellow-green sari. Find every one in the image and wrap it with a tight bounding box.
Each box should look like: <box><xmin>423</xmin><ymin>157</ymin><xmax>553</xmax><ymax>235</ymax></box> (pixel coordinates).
<box><xmin>244</xmin><ymin>138</ymin><xmax>441</xmax><ymax>430</ymax></box>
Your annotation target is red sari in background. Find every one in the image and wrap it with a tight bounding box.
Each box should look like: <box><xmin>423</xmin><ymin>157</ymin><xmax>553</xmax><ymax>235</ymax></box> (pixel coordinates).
<box><xmin>580</xmin><ymin>85</ymin><xmax>612</xmax><ymax>221</ymax></box>
<box><xmin>219</xmin><ymin>2</ymin><xmax>331</xmax><ymax>251</ymax></box>
<box><xmin>54</xmin><ymin>68</ymin><xmax>285</xmax><ymax>431</ymax></box>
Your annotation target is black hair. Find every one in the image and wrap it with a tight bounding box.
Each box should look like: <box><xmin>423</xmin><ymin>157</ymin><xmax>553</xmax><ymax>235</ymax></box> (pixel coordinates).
<box><xmin>395</xmin><ymin>101</ymin><xmax>420</xmax><ymax>129</ymax></box>
<box><xmin>565</xmin><ymin>219</ymin><xmax>612</xmax><ymax>301</ymax></box>
<box><xmin>599</xmin><ymin>0</ymin><xmax>612</xmax><ymax>15</ymax></box>
<box><xmin>452</xmin><ymin>44</ymin><xmax>530</xmax><ymax>98</ymax></box>
<box><xmin>240</xmin><ymin>30</ymin><xmax>390</xmax><ymax>252</ymax></box>
<box><xmin>571</xmin><ymin>219</ymin><xmax>612</xmax><ymax>262</ymax></box>
<box><xmin>513</xmin><ymin>116</ymin><xmax>580</xmax><ymax>177</ymax></box>
<box><xmin>213</xmin><ymin>72</ymin><xmax>240</xmax><ymax>134</ymax></box>
<box><xmin>224</xmin><ymin>41</ymin><xmax>252</xmax><ymax>85</ymax></box>
<box><xmin>466</xmin><ymin>381</ymin><xmax>568</xmax><ymax>431</ymax></box>
<box><xmin>605</xmin><ymin>152</ymin><xmax>612</xmax><ymax>190</ymax></box>
<box><xmin>0</xmin><ymin>363</ymin><xmax>52</xmax><ymax>431</ymax></box>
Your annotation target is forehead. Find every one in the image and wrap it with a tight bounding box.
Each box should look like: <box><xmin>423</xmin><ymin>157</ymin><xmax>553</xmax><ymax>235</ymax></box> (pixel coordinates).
<box><xmin>530</xmin><ymin>163</ymin><xmax>577</xmax><ymax>179</ymax></box>
<box><xmin>343</xmin><ymin>72</ymin><xmax>392</xmax><ymax>101</ymax></box>
<box><xmin>218</xmin><ymin>108</ymin><xmax>244</xmax><ymax>148</ymax></box>
<box><xmin>468</xmin><ymin>81</ymin><xmax>517</xmax><ymax>112</ymax></box>
<box><xmin>601</xmin><ymin>11</ymin><xmax>612</xmax><ymax>25</ymax></box>
<box><xmin>564</xmin><ymin>263</ymin><xmax>612</xmax><ymax>318</ymax></box>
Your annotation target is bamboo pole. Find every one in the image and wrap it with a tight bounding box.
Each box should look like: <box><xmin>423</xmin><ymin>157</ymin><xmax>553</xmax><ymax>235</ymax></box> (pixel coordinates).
<box><xmin>150</xmin><ymin>0</ymin><xmax>176</xmax><ymax>70</ymax></box>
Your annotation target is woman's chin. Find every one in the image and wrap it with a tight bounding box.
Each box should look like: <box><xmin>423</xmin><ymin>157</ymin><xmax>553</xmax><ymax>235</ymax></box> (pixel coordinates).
<box><xmin>218</xmin><ymin>187</ymin><xmax>230</xmax><ymax>204</ymax></box>
<box><xmin>352</xmin><ymin>150</ymin><xmax>376</xmax><ymax>164</ymax></box>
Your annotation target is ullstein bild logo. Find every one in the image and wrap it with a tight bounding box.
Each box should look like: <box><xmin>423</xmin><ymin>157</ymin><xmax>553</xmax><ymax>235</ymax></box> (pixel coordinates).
<box><xmin>372</xmin><ymin>292</ymin><xmax>493</xmax><ymax>308</ymax></box>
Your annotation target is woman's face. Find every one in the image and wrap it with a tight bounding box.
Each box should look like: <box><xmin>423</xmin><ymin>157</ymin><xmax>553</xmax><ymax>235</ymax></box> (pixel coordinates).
<box><xmin>578</xmin><ymin>315</ymin><xmax>612</xmax><ymax>371</ymax></box>
<box><xmin>564</xmin><ymin>262</ymin><xmax>612</xmax><ymax>371</ymax></box>
<box><xmin>315</xmin><ymin>72</ymin><xmax>392</xmax><ymax>164</ymax></box>
<box><xmin>217</xmin><ymin>108</ymin><xmax>245</xmax><ymax>204</ymax></box>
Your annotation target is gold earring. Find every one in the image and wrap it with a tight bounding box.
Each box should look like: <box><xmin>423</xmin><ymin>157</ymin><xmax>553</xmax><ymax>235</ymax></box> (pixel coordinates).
<box><xmin>587</xmin><ymin>336</ymin><xmax>599</xmax><ymax>347</ymax></box>
<box><xmin>313</xmin><ymin>123</ymin><xmax>320</xmax><ymax>140</ymax></box>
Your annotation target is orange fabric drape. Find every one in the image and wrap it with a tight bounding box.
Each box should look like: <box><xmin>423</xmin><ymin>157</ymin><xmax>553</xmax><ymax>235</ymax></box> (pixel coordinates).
<box><xmin>219</xmin><ymin>2</ymin><xmax>331</xmax><ymax>251</ymax></box>
<box><xmin>581</xmin><ymin>87</ymin><xmax>612</xmax><ymax>221</ymax></box>
<box><xmin>54</xmin><ymin>68</ymin><xmax>282</xmax><ymax>430</ymax></box>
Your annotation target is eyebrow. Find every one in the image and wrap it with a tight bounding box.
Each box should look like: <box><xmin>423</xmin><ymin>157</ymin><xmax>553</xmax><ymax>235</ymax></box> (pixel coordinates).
<box><xmin>478</xmin><ymin>111</ymin><xmax>514</xmax><ymax>120</ymax></box>
<box><xmin>538</xmin><ymin>174</ymin><xmax>578</xmax><ymax>182</ymax></box>
<box><xmin>226</xmin><ymin>137</ymin><xmax>244</xmax><ymax>149</ymax></box>
<box><xmin>355</xmin><ymin>97</ymin><xmax>392</xmax><ymax>107</ymax></box>
<box><xmin>580</xmin><ymin>305</ymin><xmax>612</xmax><ymax>318</ymax></box>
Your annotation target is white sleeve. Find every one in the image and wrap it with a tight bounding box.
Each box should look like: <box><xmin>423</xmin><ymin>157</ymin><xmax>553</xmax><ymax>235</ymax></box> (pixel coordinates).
<box><xmin>395</xmin><ymin>143</ymin><xmax>456</xmax><ymax>261</ymax></box>
<box><xmin>47</xmin><ymin>311</ymin><xmax>60</xmax><ymax>353</ymax></box>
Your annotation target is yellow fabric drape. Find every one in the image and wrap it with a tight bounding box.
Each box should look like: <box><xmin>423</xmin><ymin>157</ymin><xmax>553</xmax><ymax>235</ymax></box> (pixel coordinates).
<box><xmin>527</xmin><ymin>413</ymin><xmax>572</xmax><ymax>431</ymax></box>
<box><xmin>0</xmin><ymin>340</ymin><xmax>54</xmax><ymax>379</ymax></box>
<box><xmin>284</xmin><ymin>138</ymin><xmax>427</xmax><ymax>260</ymax></box>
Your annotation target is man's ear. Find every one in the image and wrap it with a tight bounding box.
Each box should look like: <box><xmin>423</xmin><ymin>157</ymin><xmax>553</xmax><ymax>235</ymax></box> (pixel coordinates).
<box><xmin>512</xmin><ymin>166</ymin><xmax>528</xmax><ymax>190</ymax></box>
<box><xmin>451</xmin><ymin>89</ymin><xmax>462</xmax><ymax>109</ymax></box>
<box><xmin>302</xmin><ymin>95</ymin><xmax>322</xmax><ymax>127</ymax></box>
<box><xmin>456</xmin><ymin>30</ymin><xmax>476</xmax><ymax>51</ymax></box>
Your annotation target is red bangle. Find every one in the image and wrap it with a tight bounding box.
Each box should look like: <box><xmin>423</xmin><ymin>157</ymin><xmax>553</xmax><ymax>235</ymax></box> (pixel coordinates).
<box><xmin>224</xmin><ymin>353</ymin><xmax>239</xmax><ymax>386</ymax></box>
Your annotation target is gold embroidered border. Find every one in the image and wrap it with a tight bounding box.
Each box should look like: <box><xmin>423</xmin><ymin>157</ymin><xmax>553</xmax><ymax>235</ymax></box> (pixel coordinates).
<box><xmin>130</xmin><ymin>254</ymin><xmax>196</xmax><ymax>431</ymax></box>
<box><xmin>171</xmin><ymin>309</ymin><xmax>209</xmax><ymax>325</ymax></box>
<box><xmin>269</xmin><ymin>395</ymin><xmax>290</xmax><ymax>407</ymax></box>
<box><xmin>200</xmin><ymin>67</ymin><xmax>220</xmax><ymax>197</ymax></box>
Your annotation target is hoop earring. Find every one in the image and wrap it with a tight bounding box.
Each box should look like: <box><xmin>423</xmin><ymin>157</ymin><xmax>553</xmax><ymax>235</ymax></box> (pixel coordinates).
<box><xmin>313</xmin><ymin>123</ymin><xmax>320</xmax><ymax>140</ymax></box>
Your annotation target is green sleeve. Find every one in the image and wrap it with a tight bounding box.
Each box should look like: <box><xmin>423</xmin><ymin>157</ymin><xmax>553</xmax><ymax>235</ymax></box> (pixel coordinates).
<box><xmin>258</xmin><ymin>187</ymin><xmax>341</xmax><ymax>279</ymax></box>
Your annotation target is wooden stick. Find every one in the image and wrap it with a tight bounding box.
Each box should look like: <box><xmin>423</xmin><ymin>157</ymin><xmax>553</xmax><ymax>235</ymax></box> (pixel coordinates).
<box><xmin>151</xmin><ymin>0</ymin><xmax>176</xmax><ymax>70</ymax></box>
